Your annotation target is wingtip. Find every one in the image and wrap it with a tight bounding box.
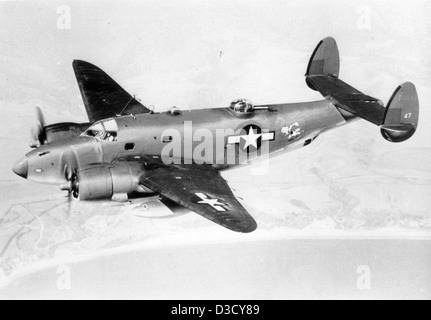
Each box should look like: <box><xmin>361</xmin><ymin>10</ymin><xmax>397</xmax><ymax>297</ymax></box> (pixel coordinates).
<box><xmin>72</xmin><ymin>59</ymin><xmax>83</xmax><ymax>70</ymax></box>
<box><xmin>244</xmin><ymin>221</ymin><xmax>258</xmax><ymax>233</ymax></box>
<box><xmin>72</xmin><ymin>59</ymin><xmax>97</xmax><ymax>69</ymax></box>
<box><xmin>241</xmin><ymin>225</ymin><xmax>258</xmax><ymax>234</ymax></box>
<box><xmin>230</xmin><ymin>218</ymin><xmax>258</xmax><ymax>233</ymax></box>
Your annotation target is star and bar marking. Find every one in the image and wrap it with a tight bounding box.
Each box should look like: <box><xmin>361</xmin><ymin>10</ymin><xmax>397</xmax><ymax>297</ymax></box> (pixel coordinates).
<box><xmin>195</xmin><ymin>193</ymin><xmax>227</xmax><ymax>212</ymax></box>
<box><xmin>227</xmin><ymin>125</ymin><xmax>275</xmax><ymax>151</ymax></box>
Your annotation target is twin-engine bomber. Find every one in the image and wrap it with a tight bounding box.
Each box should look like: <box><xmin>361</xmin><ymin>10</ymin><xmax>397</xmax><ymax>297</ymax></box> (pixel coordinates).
<box><xmin>12</xmin><ymin>37</ymin><xmax>419</xmax><ymax>233</ymax></box>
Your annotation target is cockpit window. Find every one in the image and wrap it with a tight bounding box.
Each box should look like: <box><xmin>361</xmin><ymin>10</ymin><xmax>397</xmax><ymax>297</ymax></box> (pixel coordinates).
<box><xmin>103</xmin><ymin>119</ymin><xmax>118</xmax><ymax>132</ymax></box>
<box><xmin>82</xmin><ymin>119</ymin><xmax>118</xmax><ymax>142</ymax></box>
<box><xmin>104</xmin><ymin>132</ymin><xmax>117</xmax><ymax>142</ymax></box>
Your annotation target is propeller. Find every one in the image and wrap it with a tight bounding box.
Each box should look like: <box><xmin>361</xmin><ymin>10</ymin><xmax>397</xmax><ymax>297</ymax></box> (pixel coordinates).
<box><xmin>62</xmin><ymin>165</ymin><xmax>79</xmax><ymax>214</ymax></box>
<box><xmin>30</xmin><ymin>106</ymin><xmax>47</xmax><ymax>148</ymax></box>
<box><xmin>59</xmin><ymin>162</ymin><xmax>74</xmax><ymax>213</ymax></box>
<box><xmin>60</xmin><ymin>162</ymin><xmax>79</xmax><ymax>199</ymax></box>
<box><xmin>71</xmin><ymin>173</ymin><xmax>79</xmax><ymax>199</ymax></box>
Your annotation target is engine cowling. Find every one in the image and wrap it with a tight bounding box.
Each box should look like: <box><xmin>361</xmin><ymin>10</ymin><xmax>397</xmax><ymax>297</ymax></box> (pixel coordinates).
<box><xmin>45</xmin><ymin>122</ymin><xmax>91</xmax><ymax>144</ymax></box>
<box><xmin>72</xmin><ymin>162</ymin><xmax>152</xmax><ymax>201</ymax></box>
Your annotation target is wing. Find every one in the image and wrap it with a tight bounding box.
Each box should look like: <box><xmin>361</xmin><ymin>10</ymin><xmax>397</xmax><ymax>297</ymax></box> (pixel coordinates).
<box><xmin>73</xmin><ymin>60</ymin><xmax>151</xmax><ymax>123</ymax></box>
<box><xmin>139</xmin><ymin>163</ymin><xmax>257</xmax><ymax>233</ymax></box>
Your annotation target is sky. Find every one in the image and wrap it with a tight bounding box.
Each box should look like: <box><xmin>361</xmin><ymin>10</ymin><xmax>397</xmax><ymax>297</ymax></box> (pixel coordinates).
<box><xmin>1</xmin><ymin>0</ymin><xmax>430</xmax><ymax>112</ymax></box>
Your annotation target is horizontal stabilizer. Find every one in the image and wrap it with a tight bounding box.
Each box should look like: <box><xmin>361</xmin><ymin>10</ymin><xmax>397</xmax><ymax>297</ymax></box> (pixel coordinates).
<box><xmin>306</xmin><ymin>75</ymin><xmax>386</xmax><ymax>125</ymax></box>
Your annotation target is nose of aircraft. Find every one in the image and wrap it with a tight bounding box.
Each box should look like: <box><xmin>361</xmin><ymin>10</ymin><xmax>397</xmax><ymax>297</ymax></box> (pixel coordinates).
<box><xmin>12</xmin><ymin>157</ymin><xmax>28</xmax><ymax>179</ymax></box>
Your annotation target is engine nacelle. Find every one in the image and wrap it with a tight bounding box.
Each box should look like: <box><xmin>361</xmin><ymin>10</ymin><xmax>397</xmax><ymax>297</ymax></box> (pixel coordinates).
<box><xmin>73</xmin><ymin>162</ymin><xmax>152</xmax><ymax>201</ymax></box>
<box><xmin>45</xmin><ymin>122</ymin><xmax>91</xmax><ymax>144</ymax></box>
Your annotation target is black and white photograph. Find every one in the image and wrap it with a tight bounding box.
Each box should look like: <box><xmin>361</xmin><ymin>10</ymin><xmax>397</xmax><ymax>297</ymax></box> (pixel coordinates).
<box><xmin>0</xmin><ymin>0</ymin><xmax>430</xmax><ymax>301</ymax></box>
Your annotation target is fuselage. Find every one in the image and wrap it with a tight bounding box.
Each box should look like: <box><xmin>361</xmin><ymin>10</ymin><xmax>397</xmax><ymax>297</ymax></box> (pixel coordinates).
<box><xmin>21</xmin><ymin>100</ymin><xmax>354</xmax><ymax>186</ymax></box>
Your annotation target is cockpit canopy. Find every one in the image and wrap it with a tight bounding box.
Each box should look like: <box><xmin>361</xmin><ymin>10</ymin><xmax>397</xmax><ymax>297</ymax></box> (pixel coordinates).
<box><xmin>229</xmin><ymin>98</ymin><xmax>254</xmax><ymax>114</ymax></box>
<box><xmin>82</xmin><ymin>119</ymin><xmax>118</xmax><ymax>142</ymax></box>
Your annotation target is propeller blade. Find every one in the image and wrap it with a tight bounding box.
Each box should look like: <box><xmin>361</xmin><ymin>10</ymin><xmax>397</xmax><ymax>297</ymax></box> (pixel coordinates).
<box><xmin>31</xmin><ymin>106</ymin><xmax>46</xmax><ymax>147</ymax></box>
<box><xmin>29</xmin><ymin>127</ymin><xmax>39</xmax><ymax>148</ymax></box>
<box><xmin>35</xmin><ymin>106</ymin><xmax>45</xmax><ymax>131</ymax></box>
<box><xmin>71</xmin><ymin>175</ymin><xmax>79</xmax><ymax>199</ymax></box>
<box><xmin>64</xmin><ymin>163</ymin><xmax>73</xmax><ymax>181</ymax></box>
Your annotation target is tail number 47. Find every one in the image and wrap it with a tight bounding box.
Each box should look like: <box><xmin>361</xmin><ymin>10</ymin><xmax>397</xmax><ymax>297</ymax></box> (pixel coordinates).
<box><xmin>404</xmin><ymin>113</ymin><xmax>412</xmax><ymax>119</ymax></box>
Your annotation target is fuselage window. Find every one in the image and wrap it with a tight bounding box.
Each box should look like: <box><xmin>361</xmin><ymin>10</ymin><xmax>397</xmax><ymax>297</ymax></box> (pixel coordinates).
<box><xmin>84</xmin><ymin>130</ymin><xmax>98</xmax><ymax>138</ymax></box>
<box><xmin>125</xmin><ymin>143</ymin><xmax>135</xmax><ymax>151</ymax></box>
<box><xmin>162</xmin><ymin>136</ymin><xmax>173</xmax><ymax>143</ymax></box>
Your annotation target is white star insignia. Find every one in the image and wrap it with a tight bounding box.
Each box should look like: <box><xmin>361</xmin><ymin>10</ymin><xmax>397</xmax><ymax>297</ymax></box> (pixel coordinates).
<box><xmin>195</xmin><ymin>193</ymin><xmax>226</xmax><ymax>212</ymax></box>
<box><xmin>241</xmin><ymin>127</ymin><xmax>261</xmax><ymax>150</ymax></box>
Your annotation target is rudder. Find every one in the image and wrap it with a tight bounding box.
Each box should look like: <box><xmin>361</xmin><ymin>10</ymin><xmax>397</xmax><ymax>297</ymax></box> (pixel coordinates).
<box><xmin>380</xmin><ymin>82</ymin><xmax>419</xmax><ymax>143</ymax></box>
<box><xmin>306</xmin><ymin>37</ymin><xmax>340</xmax><ymax>91</ymax></box>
